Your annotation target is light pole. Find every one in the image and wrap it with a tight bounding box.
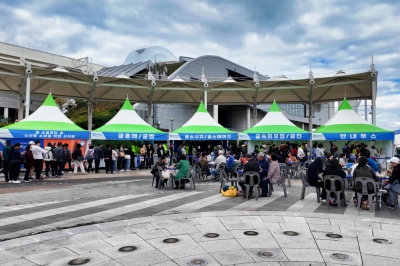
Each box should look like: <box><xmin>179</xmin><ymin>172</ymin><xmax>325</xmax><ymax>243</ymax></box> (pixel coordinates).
<box><xmin>170</xmin><ymin>118</ymin><xmax>174</xmax><ymax>132</ymax></box>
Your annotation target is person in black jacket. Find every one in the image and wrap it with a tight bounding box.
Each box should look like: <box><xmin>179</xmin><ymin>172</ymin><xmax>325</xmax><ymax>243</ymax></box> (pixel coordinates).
<box><xmin>9</xmin><ymin>143</ymin><xmax>22</xmax><ymax>183</ymax></box>
<box><xmin>103</xmin><ymin>144</ymin><xmax>113</xmax><ymax>174</ymax></box>
<box><xmin>323</xmin><ymin>158</ymin><xmax>346</xmax><ymax>205</ymax></box>
<box><xmin>238</xmin><ymin>154</ymin><xmax>261</xmax><ymax>197</ymax></box>
<box><xmin>146</xmin><ymin>144</ymin><xmax>154</xmax><ymax>169</ymax></box>
<box><xmin>307</xmin><ymin>157</ymin><xmax>325</xmax><ymax>201</ymax></box>
<box><xmin>93</xmin><ymin>144</ymin><xmax>103</xmax><ymax>173</ymax></box>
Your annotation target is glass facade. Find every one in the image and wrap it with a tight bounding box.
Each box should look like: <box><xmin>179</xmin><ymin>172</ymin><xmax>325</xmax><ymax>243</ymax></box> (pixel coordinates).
<box><xmin>279</xmin><ymin>104</ymin><xmax>305</xmax><ymax>117</ymax></box>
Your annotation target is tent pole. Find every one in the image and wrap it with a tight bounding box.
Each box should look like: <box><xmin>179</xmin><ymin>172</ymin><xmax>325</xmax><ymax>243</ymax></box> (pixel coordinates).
<box><xmin>147</xmin><ymin>84</ymin><xmax>155</xmax><ymax>125</ymax></box>
<box><xmin>88</xmin><ymin>77</ymin><xmax>97</xmax><ymax>132</ymax></box>
<box><xmin>309</xmin><ymin>84</ymin><xmax>314</xmax><ymax>149</ymax></box>
<box><xmin>253</xmin><ymin>84</ymin><xmax>259</xmax><ymax>126</ymax></box>
<box><xmin>25</xmin><ymin>75</ymin><xmax>31</xmax><ymax>118</ymax></box>
<box><xmin>203</xmin><ymin>89</ymin><xmax>208</xmax><ymax>107</ymax></box>
<box><xmin>371</xmin><ymin>73</ymin><xmax>377</xmax><ymax>125</ymax></box>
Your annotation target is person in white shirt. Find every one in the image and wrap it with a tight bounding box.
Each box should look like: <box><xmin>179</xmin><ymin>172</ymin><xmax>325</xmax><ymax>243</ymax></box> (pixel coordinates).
<box><xmin>210</xmin><ymin>150</ymin><xmax>227</xmax><ymax>181</ymax></box>
<box><xmin>339</xmin><ymin>153</ymin><xmax>347</xmax><ymax>168</ymax></box>
<box><xmin>297</xmin><ymin>144</ymin><xmax>305</xmax><ymax>162</ymax></box>
<box><xmin>31</xmin><ymin>140</ymin><xmax>46</xmax><ymax>180</ymax></box>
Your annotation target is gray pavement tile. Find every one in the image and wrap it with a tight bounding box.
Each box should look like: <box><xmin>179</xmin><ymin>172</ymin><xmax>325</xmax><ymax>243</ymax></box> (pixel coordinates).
<box><xmin>340</xmin><ymin>226</ymin><xmax>373</xmax><ymax>236</ymax></box>
<box><xmin>217</xmin><ymin>216</ymin><xmax>243</xmax><ymax>224</ymax></box>
<box><xmin>362</xmin><ymin>254</ymin><xmax>400</xmax><ymax>266</ymax></box>
<box><xmin>147</xmin><ymin>234</ymin><xmax>196</xmax><ymax>249</ymax></box>
<box><xmin>7</xmin><ymin>242</ymin><xmax>54</xmax><ymax>256</ymax></box>
<box><xmin>94</xmin><ymin>260</ymin><xmax>124</xmax><ymax>266</ymax></box>
<box><xmin>282</xmin><ymin>216</ymin><xmax>307</xmax><ymax>224</ymax></box>
<box><xmin>195</xmin><ymin>223</ymin><xmax>227</xmax><ymax>232</ymax></box>
<box><xmin>235</xmin><ymin>262</ymin><xmax>281</xmax><ymax>266</ymax></box>
<box><xmin>101</xmin><ymin>226</ymin><xmax>134</xmax><ymax>237</ymax></box>
<box><xmin>305</xmin><ymin>217</ymin><xmax>330</xmax><ymax>225</ymax></box>
<box><xmin>245</xmin><ymin>248</ymin><xmax>288</xmax><ymax>262</ymax></box>
<box><xmin>49</xmin><ymin>250</ymin><xmax>112</xmax><ymax>266</ymax></box>
<box><xmin>151</xmin><ymin>220</ymin><xmax>178</xmax><ymax>228</ymax></box>
<box><xmin>98</xmin><ymin>240</ymin><xmax>155</xmax><ymax>259</ymax></box>
<box><xmin>0</xmin><ymin>250</ymin><xmax>20</xmax><ymax>264</ymax></box>
<box><xmin>372</xmin><ymin>228</ymin><xmax>400</xmax><ymax>240</ymax></box>
<box><xmin>66</xmin><ymin>239</ymin><xmax>112</xmax><ymax>255</ymax></box>
<box><xmin>354</xmin><ymin>221</ymin><xmax>382</xmax><ymax>230</ymax></box>
<box><xmin>260</xmin><ymin>216</ymin><xmax>284</xmax><ymax>223</ymax></box>
<box><xmin>41</xmin><ymin>236</ymin><xmax>83</xmax><ymax>248</ymax></box>
<box><xmin>224</xmin><ymin>222</ymin><xmax>254</xmax><ymax>230</ymax></box>
<box><xmin>282</xmin><ymin>248</ymin><xmax>324</xmax><ymax>262</ymax></box>
<box><xmin>67</xmin><ymin>224</ymin><xmax>102</xmax><ymax>235</ymax></box>
<box><xmin>210</xmin><ymin>249</ymin><xmax>254</xmax><ymax>265</ymax></box>
<box><xmin>136</xmin><ymin>228</ymin><xmax>172</xmax><ymax>240</ymax></box>
<box><xmin>358</xmin><ymin>235</ymin><xmax>400</xmax><ymax>260</ymax></box>
<box><xmin>199</xmin><ymin>239</ymin><xmax>242</xmax><ymax>252</ymax></box>
<box><xmin>196</xmin><ymin>217</ymin><xmax>223</xmax><ymax>225</ymax></box>
<box><xmin>250</xmin><ymin>222</ymin><xmax>281</xmax><ymax>230</ymax></box>
<box><xmin>329</xmin><ymin>218</ymin><xmax>355</xmax><ymax>227</ymax></box>
<box><xmin>173</xmin><ymin>253</ymin><xmax>221</xmax><ymax>266</ymax></box>
<box><xmin>25</xmin><ymin>247</ymin><xmax>77</xmax><ymax>265</ymax></box>
<box><xmin>229</xmin><ymin>229</ymin><xmax>273</xmax><ymax>240</ymax></box>
<box><xmin>0</xmin><ymin>236</ymin><xmax>39</xmax><ymax>250</ymax></box>
<box><xmin>115</xmin><ymin>249</ymin><xmax>170</xmax><ymax>266</ymax></box>
<box><xmin>381</xmin><ymin>223</ymin><xmax>400</xmax><ymax>231</ymax></box>
<box><xmin>97</xmin><ymin>220</ymin><xmax>130</xmax><ymax>230</ymax></box>
<box><xmin>172</xmin><ymin>218</ymin><xmax>201</xmax><ymax>226</ymax></box>
<box><xmin>159</xmin><ymin>242</ymin><xmax>207</xmax><ymax>260</ymax></box>
<box><xmin>236</xmin><ymin>236</ymin><xmax>280</xmax><ymax>249</ymax></box>
<box><xmin>152</xmin><ymin>261</ymin><xmax>178</xmax><ymax>266</ymax></box>
<box><xmin>72</xmin><ymin>231</ymin><xmax>108</xmax><ymax>242</ymax></box>
<box><xmin>103</xmin><ymin>233</ymin><xmax>143</xmax><ymax>246</ymax></box>
<box><xmin>309</xmin><ymin>224</ymin><xmax>341</xmax><ymax>233</ymax></box>
<box><xmin>0</xmin><ymin>258</ymin><xmax>37</xmax><ymax>266</ymax></box>
<box><xmin>316</xmin><ymin>238</ymin><xmax>361</xmax><ymax>253</ymax></box>
<box><xmin>189</xmin><ymin>231</ymin><xmax>234</xmax><ymax>243</ymax></box>
<box><xmin>280</xmin><ymin>263</ymin><xmax>326</xmax><ymax>266</ymax></box>
<box><xmin>275</xmin><ymin>237</ymin><xmax>318</xmax><ymax>249</ymax></box>
<box><xmin>278</xmin><ymin>223</ymin><xmax>311</xmax><ymax>232</ymax></box>
<box><xmin>165</xmin><ymin>225</ymin><xmax>200</xmax><ymax>235</ymax></box>
<box><xmin>239</xmin><ymin>216</ymin><xmax>264</xmax><ymax>223</ymax></box>
<box><xmin>320</xmin><ymin>249</ymin><xmax>362</xmax><ymax>265</ymax></box>
<box><xmin>127</xmin><ymin>223</ymin><xmax>157</xmax><ymax>232</ymax></box>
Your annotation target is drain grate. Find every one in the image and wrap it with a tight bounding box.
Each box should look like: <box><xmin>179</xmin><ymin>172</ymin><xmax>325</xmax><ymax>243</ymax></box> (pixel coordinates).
<box><xmin>68</xmin><ymin>258</ymin><xmax>90</xmax><ymax>265</ymax></box>
<box><xmin>187</xmin><ymin>258</ymin><xmax>208</xmax><ymax>266</ymax></box>
<box><xmin>257</xmin><ymin>251</ymin><xmax>277</xmax><ymax>258</ymax></box>
<box><xmin>373</xmin><ymin>238</ymin><xmax>392</xmax><ymax>244</ymax></box>
<box><xmin>326</xmin><ymin>233</ymin><xmax>343</xmax><ymax>239</ymax></box>
<box><xmin>118</xmin><ymin>246</ymin><xmax>137</xmax><ymax>252</ymax></box>
<box><xmin>163</xmin><ymin>238</ymin><xmax>179</xmax><ymax>243</ymax></box>
<box><xmin>331</xmin><ymin>253</ymin><xmax>352</xmax><ymax>261</ymax></box>
<box><xmin>243</xmin><ymin>231</ymin><xmax>259</xmax><ymax>236</ymax></box>
<box><xmin>283</xmin><ymin>231</ymin><xmax>299</xmax><ymax>236</ymax></box>
<box><xmin>204</xmin><ymin>233</ymin><xmax>219</xmax><ymax>238</ymax></box>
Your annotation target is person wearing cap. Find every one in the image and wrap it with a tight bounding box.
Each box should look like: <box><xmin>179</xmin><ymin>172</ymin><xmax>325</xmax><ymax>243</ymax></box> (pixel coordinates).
<box><xmin>383</xmin><ymin>157</ymin><xmax>400</xmax><ymax>209</ymax></box>
<box><xmin>211</xmin><ymin>150</ymin><xmax>226</xmax><ymax>181</ymax></box>
<box><xmin>31</xmin><ymin>140</ymin><xmax>46</xmax><ymax>180</ymax></box>
<box><xmin>238</xmin><ymin>154</ymin><xmax>260</xmax><ymax>197</ymax></box>
<box><xmin>9</xmin><ymin>143</ymin><xmax>22</xmax><ymax>183</ymax></box>
<box><xmin>2</xmin><ymin>140</ymin><xmax>12</xmax><ymax>182</ymax></box>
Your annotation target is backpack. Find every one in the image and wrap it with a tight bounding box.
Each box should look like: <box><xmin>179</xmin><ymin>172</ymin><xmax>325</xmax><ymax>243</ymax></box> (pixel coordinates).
<box><xmin>85</xmin><ymin>149</ymin><xmax>94</xmax><ymax>160</ymax></box>
<box><xmin>64</xmin><ymin>149</ymin><xmax>71</xmax><ymax>160</ymax></box>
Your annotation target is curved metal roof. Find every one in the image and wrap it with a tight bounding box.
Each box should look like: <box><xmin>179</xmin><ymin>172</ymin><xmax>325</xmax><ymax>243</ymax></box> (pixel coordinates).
<box><xmin>124</xmin><ymin>46</ymin><xmax>178</xmax><ymax>65</ymax></box>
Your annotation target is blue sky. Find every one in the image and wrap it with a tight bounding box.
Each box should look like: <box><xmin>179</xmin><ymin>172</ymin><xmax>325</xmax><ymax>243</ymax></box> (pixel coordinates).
<box><xmin>0</xmin><ymin>0</ymin><xmax>399</xmax><ymax>129</ymax></box>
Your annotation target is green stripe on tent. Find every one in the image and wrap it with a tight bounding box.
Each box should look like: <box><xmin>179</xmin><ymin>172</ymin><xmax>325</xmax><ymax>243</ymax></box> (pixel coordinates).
<box><xmin>4</xmin><ymin>121</ymin><xmax>85</xmax><ymax>131</ymax></box>
<box><xmin>244</xmin><ymin>125</ymin><xmax>309</xmax><ymax>133</ymax></box>
<box><xmin>314</xmin><ymin>124</ymin><xmax>392</xmax><ymax>133</ymax></box>
<box><xmin>338</xmin><ymin>98</ymin><xmax>353</xmax><ymax>111</ymax></box>
<box><xmin>42</xmin><ymin>93</ymin><xmax>58</xmax><ymax>107</ymax></box>
<box><xmin>268</xmin><ymin>101</ymin><xmax>281</xmax><ymax>112</ymax></box>
<box><xmin>93</xmin><ymin>124</ymin><xmax>164</xmax><ymax>133</ymax></box>
<box><xmin>120</xmin><ymin>98</ymin><xmax>134</xmax><ymax>111</ymax></box>
<box><xmin>174</xmin><ymin>125</ymin><xmax>233</xmax><ymax>133</ymax></box>
<box><xmin>196</xmin><ymin>102</ymin><xmax>208</xmax><ymax>113</ymax></box>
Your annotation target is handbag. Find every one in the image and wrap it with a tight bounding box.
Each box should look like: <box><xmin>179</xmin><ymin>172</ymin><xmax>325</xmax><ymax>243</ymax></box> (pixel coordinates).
<box><xmin>162</xmin><ymin>170</ymin><xmax>170</xmax><ymax>179</ymax></box>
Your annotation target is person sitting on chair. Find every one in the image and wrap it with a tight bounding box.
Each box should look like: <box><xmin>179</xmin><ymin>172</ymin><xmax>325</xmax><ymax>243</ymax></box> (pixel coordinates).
<box><xmin>210</xmin><ymin>150</ymin><xmax>226</xmax><ymax>181</ymax></box>
<box><xmin>151</xmin><ymin>155</ymin><xmax>167</xmax><ymax>188</ymax></box>
<box><xmin>174</xmin><ymin>155</ymin><xmax>190</xmax><ymax>189</ymax></box>
<box><xmin>322</xmin><ymin>158</ymin><xmax>346</xmax><ymax>206</ymax></box>
<box><xmin>352</xmin><ymin>156</ymin><xmax>377</xmax><ymax>207</ymax></box>
<box><xmin>238</xmin><ymin>154</ymin><xmax>260</xmax><ymax>197</ymax></box>
<box><xmin>307</xmin><ymin>157</ymin><xmax>326</xmax><ymax>202</ymax></box>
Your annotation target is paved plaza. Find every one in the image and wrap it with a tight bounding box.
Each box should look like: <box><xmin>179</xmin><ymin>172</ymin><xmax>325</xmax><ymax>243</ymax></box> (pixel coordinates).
<box><xmin>0</xmin><ymin>171</ymin><xmax>399</xmax><ymax>265</ymax></box>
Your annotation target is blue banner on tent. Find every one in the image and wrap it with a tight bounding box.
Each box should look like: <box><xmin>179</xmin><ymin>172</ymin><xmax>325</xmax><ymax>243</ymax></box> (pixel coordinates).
<box><xmin>91</xmin><ymin>132</ymin><xmax>168</xmax><ymax>141</ymax></box>
<box><xmin>239</xmin><ymin>133</ymin><xmax>310</xmax><ymax>141</ymax></box>
<box><xmin>312</xmin><ymin>132</ymin><xmax>394</xmax><ymax>141</ymax></box>
<box><xmin>169</xmin><ymin>133</ymin><xmax>237</xmax><ymax>141</ymax></box>
<box><xmin>1</xmin><ymin>129</ymin><xmax>89</xmax><ymax>140</ymax></box>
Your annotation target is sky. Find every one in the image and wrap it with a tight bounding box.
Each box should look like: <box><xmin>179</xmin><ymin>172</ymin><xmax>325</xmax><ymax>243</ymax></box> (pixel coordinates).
<box><xmin>0</xmin><ymin>0</ymin><xmax>399</xmax><ymax>130</ymax></box>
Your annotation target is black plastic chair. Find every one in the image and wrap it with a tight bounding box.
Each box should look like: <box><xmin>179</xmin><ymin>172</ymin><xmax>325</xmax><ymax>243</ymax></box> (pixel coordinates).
<box><xmin>268</xmin><ymin>171</ymin><xmax>287</xmax><ymax>198</ymax></box>
<box><xmin>177</xmin><ymin>166</ymin><xmax>195</xmax><ymax>190</ymax></box>
<box><xmin>243</xmin><ymin>171</ymin><xmax>261</xmax><ymax>200</ymax></box>
<box><xmin>300</xmin><ymin>172</ymin><xmax>320</xmax><ymax>202</ymax></box>
<box><xmin>355</xmin><ymin>177</ymin><xmax>378</xmax><ymax>213</ymax></box>
<box><xmin>323</xmin><ymin>175</ymin><xmax>346</xmax><ymax>208</ymax></box>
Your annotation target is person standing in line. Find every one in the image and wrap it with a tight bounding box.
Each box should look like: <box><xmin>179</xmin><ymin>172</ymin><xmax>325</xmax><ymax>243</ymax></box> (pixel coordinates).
<box><xmin>72</xmin><ymin>144</ymin><xmax>87</xmax><ymax>175</ymax></box>
<box><xmin>85</xmin><ymin>144</ymin><xmax>94</xmax><ymax>173</ymax></box>
<box><xmin>168</xmin><ymin>143</ymin><xmax>175</xmax><ymax>166</ymax></box>
<box><xmin>44</xmin><ymin>143</ymin><xmax>54</xmax><ymax>177</ymax></box>
<box><xmin>31</xmin><ymin>141</ymin><xmax>46</xmax><ymax>180</ymax></box>
<box><xmin>117</xmin><ymin>144</ymin><xmax>125</xmax><ymax>172</ymax></box>
<box><xmin>111</xmin><ymin>146</ymin><xmax>118</xmax><ymax>174</ymax></box>
<box><xmin>147</xmin><ymin>143</ymin><xmax>155</xmax><ymax>168</ymax></box>
<box><xmin>2</xmin><ymin>140</ymin><xmax>12</xmax><ymax>182</ymax></box>
<box><xmin>103</xmin><ymin>144</ymin><xmax>112</xmax><ymax>174</ymax></box>
<box><xmin>52</xmin><ymin>142</ymin><xmax>64</xmax><ymax>177</ymax></box>
<box><xmin>23</xmin><ymin>144</ymin><xmax>34</xmax><ymax>183</ymax></box>
<box><xmin>62</xmin><ymin>144</ymin><xmax>72</xmax><ymax>173</ymax></box>
<box><xmin>9</xmin><ymin>143</ymin><xmax>22</xmax><ymax>183</ymax></box>
<box><xmin>124</xmin><ymin>145</ymin><xmax>131</xmax><ymax>172</ymax></box>
<box><xmin>297</xmin><ymin>144</ymin><xmax>306</xmax><ymax>162</ymax></box>
<box><xmin>93</xmin><ymin>143</ymin><xmax>103</xmax><ymax>173</ymax></box>
<box><xmin>140</xmin><ymin>144</ymin><xmax>146</xmax><ymax>170</ymax></box>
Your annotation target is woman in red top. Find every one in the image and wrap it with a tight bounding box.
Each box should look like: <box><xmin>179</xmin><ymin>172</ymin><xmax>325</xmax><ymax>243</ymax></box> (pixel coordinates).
<box><xmin>291</xmin><ymin>145</ymin><xmax>298</xmax><ymax>158</ymax></box>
